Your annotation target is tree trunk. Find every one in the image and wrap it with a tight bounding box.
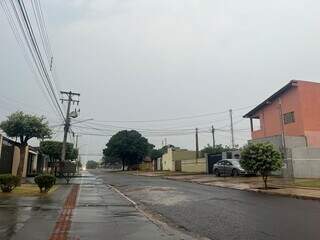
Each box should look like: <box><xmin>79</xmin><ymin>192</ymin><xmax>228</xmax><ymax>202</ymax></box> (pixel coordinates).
<box><xmin>17</xmin><ymin>144</ymin><xmax>27</xmax><ymax>177</ymax></box>
<box><xmin>262</xmin><ymin>175</ymin><xmax>268</xmax><ymax>189</ymax></box>
<box><xmin>122</xmin><ymin>159</ymin><xmax>125</xmax><ymax>171</ymax></box>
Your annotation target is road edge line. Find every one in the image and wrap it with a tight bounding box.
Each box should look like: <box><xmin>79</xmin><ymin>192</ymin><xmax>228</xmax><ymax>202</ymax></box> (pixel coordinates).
<box><xmin>107</xmin><ymin>184</ymin><xmax>211</xmax><ymax>240</ymax></box>
<box><xmin>107</xmin><ymin>184</ymin><xmax>137</xmax><ymax>206</ymax></box>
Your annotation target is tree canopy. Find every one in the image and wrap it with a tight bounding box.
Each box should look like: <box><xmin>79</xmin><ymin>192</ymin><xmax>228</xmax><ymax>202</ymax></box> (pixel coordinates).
<box><xmin>149</xmin><ymin>145</ymin><xmax>175</xmax><ymax>160</ymax></box>
<box><xmin>0</xmin><ymin>111</ymin><xmax>51</xmax><ymax>177</ymax></box>
<box><xmin>0</xmin><ymin>111</ymin><xmax>51</xmax><ymax>145</ymax></box>
<box><xmin>40</xmin><ymin>141</ymin><xmax>78</xmax><ymax>161</ymax></box>
<box><xmin>86</xmin><ymin>160</ymin><xmax>99</xmax><ymax>169</ymax></box>
<box><xmin>200</xmin><ymin>144</ymin><xmax>233</xmax><ymax>156</ymax></box>
<box><xmin>104</xmin><ymin>130</ymin><xmax>152</xmax><ymax>170</ymax></box>
<box><xmin>240</xmin><ymin>142</ymin><xmax>282</xmax><ymax>189</ymax></box>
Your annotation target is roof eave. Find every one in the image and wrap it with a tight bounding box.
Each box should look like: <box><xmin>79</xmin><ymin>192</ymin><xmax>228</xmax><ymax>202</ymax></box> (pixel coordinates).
<box><xmin>243</xmin><ymin>80</ymin><xmax>298</xmax><ymax>118</ymax></box>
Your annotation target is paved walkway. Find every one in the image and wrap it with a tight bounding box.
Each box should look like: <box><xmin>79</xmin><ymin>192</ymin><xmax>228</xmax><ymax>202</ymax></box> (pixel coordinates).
<box><xmin>0</xmin><ymin>172</ymin><xmax>196</xmax><ymax>240</ymax></box>
<box><xmin>67</xmin><ymin>172</ymin><xmax>195</xmax><ymax>240</ymax></box>
<box><xmin>0</xmin><ymin>184</ymin><xmax>71</xmax><ymax>240</ymax></box>
<box><xmin>164</xmin><ymin>174</ymin><xmax>320</xmax><ymax>200</ymax></box>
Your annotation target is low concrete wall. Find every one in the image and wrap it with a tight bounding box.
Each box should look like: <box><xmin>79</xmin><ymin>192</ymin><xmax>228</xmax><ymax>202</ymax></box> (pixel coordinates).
<box><xmin>11</xmin><ymin>145</ymin><xmax>30</xmax><ymax>177</ymax></box>
<box><xmin>162</xmin><ymin>150</ymin><xmax>174</xmax><ymax>171</ymax></box>
<box><xmin>162</xmin><ymin>148</ymin><xmax>197</xmax><ymax>171</ymax></box>
<box><xmin>250</xmin><ymin>135</ymin><xmax>307</xmax><ymax>150</ymax></box>
<box><xmin>139</xmin><ymin>161</ymin><xmax>154</xmax><ymax>171</ymax></box>
<box><xmin>181</xmin><ymin>158</ymin><xmax>206</xmax><ymax>173</ymax></box>
<box><xmin>292</xmin><ymin>147</ymin><xmax>320</xmax><ymax>178</ymax></box>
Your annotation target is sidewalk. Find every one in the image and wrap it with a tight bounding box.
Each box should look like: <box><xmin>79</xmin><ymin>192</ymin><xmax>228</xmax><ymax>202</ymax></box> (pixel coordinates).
<box><xmin>68</xmin><ymin>172</ymin><xmax>197</xmax><ymax>240</ymax></box>
<box><xmin>164</xmin><ymin>174</ymin><xmax>320</xmax><ymax>200</ymax></box>
<box><xmin>0</xmin><ymin>184</ymin><xmax>71</xmax><ymax>240</ymax></box>
<box><xmin>0</xmin><ymin>172</ymin><xmax>199</xmax><ymax>240</ymax></box>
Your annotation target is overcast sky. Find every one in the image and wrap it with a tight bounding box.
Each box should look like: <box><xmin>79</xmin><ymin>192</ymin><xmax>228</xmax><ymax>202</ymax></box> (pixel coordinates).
<box><xmin>1</xmin><ymin>0</ymin><xmax>320</xmax><ymax>162</ymax></box>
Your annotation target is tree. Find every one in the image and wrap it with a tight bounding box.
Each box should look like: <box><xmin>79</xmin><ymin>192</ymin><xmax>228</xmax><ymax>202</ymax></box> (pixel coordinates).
<box><xmin>201</xmin><ymin>144</ymin><xmax>233</xmax><ymax>156</ymax></box>
<box><xmin>149</xmin><ymin>145</ymin><xmax>175</xmax><ymax>160</ymax></box>
<box><xmin>0</xmin><ymin>112</ymin><xmax>51</xmax><ymax>177</ymax></box>
<box><xmin>102</xmin><ymin>149</ymin><xmax>121</xmax><ymax>168</ymax></box>
<box><xmin>40</xmin><ymin>141</ymin><xmax>78</xmax><ymax>176</ymax></box>
<box><xmin>240</xmin><ymin>143</ymin><xmax>282</xmax><ymax>189</ymax></box>
<box><xmin>150</xmin><ymin>148</ymin><xmax>162</xmax><ymax>160</ymax></box>
<box><xmin>104</xmin><ymin>130</ymin><xmax>152</xmax><ymax>171</ymax></box>
<box><xmin>86</xmin><ymin>160</ymin><xmax>98</xmax><ymax>169</ymax></box>
<box><xmin>40</xmin><ymin>141</ymin><xmax>78</xmax><ymax>162</ymax></box>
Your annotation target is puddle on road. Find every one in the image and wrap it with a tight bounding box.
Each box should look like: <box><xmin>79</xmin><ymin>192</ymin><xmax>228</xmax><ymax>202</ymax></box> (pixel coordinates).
<box><xmin>128</xmin><ymin>186</ymin><xmax>189</xmax><ymax>206</ymax></box>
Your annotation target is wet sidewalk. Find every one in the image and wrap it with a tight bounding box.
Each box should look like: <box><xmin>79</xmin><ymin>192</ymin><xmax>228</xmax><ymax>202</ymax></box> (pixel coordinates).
<box><xmin>0</xmin><ymin>184</ymin><xmax>71</xmax><ymax>240</ymax></box>
<box><xmin>165</xmin><ymin>174</ymin><xmax>320</xmax><ymax>200</ymax></box>
<box><xmin>0</xmin><ymin>172</ymin><xmax>196</xmax><ymax>240</ymax></box>
<box><xmin>68</xmin><ymin>172</ymin><xmax>196</xmax><ymax>240</ymax></box>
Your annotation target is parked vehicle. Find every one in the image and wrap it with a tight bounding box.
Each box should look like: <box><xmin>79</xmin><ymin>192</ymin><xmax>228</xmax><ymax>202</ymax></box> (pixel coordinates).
<box><xmin>213</xmin><ymin>159</ymin><xmax>246</xmax><ymax>177</ymax></box>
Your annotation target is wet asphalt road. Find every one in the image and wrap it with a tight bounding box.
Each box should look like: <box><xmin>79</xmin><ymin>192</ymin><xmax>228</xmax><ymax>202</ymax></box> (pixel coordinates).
<box><xmin>92</xmin><ymin>170</ymin><xmax>320</xmax><ymax>240</ymax></box>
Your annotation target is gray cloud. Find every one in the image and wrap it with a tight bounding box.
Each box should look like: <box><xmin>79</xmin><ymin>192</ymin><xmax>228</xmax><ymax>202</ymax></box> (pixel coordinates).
<box><xmin>1</xmin><ymin>0</ymin><xmax>320</xmax><ymax>161</ymax></box>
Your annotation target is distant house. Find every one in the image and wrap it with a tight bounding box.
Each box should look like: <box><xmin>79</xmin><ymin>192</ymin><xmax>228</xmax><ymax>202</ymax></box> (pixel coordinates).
<box><xmin>162</xmin><ymin>147</ymin><xmax>196</xmax><ymax>171</ymax></box>
<box><xmin>244</xmin><ymin>80</ymin><xmax>320</xmax><ymax>178</ymax></box>
<box><xmin>139</xmin><ymin>156</ymin><xmax>156</xmax><ymax>171</ymax></box>
<box><xmin>0</xmin><ymin>134</ymin><xmax>39</xmax><ymax>177</ymax></box>
<box><xmin>244</xmin><ymin>80</ymin><xmax>320</xmax><ymax>148</ymax></box>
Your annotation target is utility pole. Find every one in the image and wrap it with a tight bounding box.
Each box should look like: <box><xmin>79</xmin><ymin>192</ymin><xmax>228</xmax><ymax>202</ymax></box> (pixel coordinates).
<box><xmin>195</xmin><ymin>128</ymin><xmax>199</xmax><ymax>160</ymax></box>
<box><xmin>229</xmin><ymin>109</ymin><xmax>235</xmax><ymax>149</ymax></box>
<box><xmin>60</xmin><ymin>91</ymin><xmax>80</xmax><ymax>163</ymax></box>
<box><xmin>278</xmin><ymin>98</ymin><xmax>286</xmax><ymax>153</ymax></box>
<box><xmin>278</xmin><ymin>98</ymin><xmax>292</xmax><ymax>178</ymax></box>
<box><xmin>75</xmin><ymin>134</ymin><xmax>79</xmax><ymax>149</ymax></box>
<box><xmin>211</xmin><ymin>125</ymin><xmax>215</xmax><ymax>148</ymax></box>
<box><xmin>75</xmin><ymin>134</ymin><xmax>80</xmax><ymax>173</ymax></box>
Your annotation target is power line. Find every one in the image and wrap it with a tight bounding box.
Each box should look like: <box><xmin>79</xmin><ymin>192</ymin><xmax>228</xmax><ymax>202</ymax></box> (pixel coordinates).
<box><xmin>31</xmin><ymin>0</ymin><xmax>62</xmax><ymax>92</ymax></box>
<box><xmin>89</xmin><ymin>105</ymin><xmax>254</xmax><ymax>124</ymax></box>
<box><xmin>1</xmin><ymin>0</ymin><xmax>60</xmax><ymax>120</ymax></box>
<box><xmin>16</xmin><ymin>0</ymin><xmax>64</xmax><ymax>119</ymax></box>
<box><xmin>2</xmin><ymin>0</ymin><xmax>64</xmax><ymax>122</ymax></box>
<box><xmin>92</xmin><ymin>110</ymin><xmax>229</xmax><ymax>123</ymax></box>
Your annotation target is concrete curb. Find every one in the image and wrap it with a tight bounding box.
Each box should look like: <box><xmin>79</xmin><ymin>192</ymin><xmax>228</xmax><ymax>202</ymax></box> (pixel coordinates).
<box><xmin>113</xmin><ymin>171</ymin><xmax>320</xmax><ymax>201</ymax></box>
<box><xmin>115</xmin><ymin>171</ymin><xmax>203</xmax><ymax>178</ymax></box>
<box><xmin>247</xmin><ymin>188</ymin><xmax>320</xmax><ymax>201</ymax></box>
<box><xmin>163</xmin><ymin>176</ymin><xmax>320</xmax><ymax>201</ymax></box>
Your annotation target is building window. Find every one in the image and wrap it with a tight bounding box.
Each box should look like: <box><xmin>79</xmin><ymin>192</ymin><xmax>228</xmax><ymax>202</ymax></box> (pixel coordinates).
<box><xmin>283</xmin><ymin>112</ymin><xmax>295</xmax><ymax>124</ymax></box>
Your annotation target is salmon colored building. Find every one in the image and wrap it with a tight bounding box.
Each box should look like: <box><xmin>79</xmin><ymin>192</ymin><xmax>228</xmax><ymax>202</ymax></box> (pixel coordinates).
<box><xmin>244</xmin><ymin>80</ymin><xmax>320</xmax><ymax>148</ymax></box>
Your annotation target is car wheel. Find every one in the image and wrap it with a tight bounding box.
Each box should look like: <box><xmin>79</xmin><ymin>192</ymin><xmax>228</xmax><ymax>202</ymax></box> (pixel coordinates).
<box><xmin>232</xmin><ymin>169</ymin><xmax>239</xmax><ymax>177</ymax></box>
<box><xmin>214</xmin><ymin>169</ymin><xmax>220</xmax><ymax>177</ymax></box>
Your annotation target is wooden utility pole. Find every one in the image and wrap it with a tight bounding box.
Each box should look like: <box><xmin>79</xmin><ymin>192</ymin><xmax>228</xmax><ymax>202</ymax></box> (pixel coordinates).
<box><xmin>211</xmin><ymin>125</ymin><xmax>215</xmax><ymax>148</ymax></box>
<box><xmin>229</xmin><ymin>109</ymin><xmax>235</xmax><ymax>148</ymax></box>
<box><xmin>195</xmin><ymin>128</ymin><xmax>199</xmax><ymax>160</ymax></box>
<box><xmin>60</xmin><ymin>91</ymin><xmax>80</xmax><ymax>162</ymax></box>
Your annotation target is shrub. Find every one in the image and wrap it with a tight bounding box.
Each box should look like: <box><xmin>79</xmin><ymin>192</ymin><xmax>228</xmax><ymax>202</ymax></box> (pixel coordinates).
<box><xmin>0</xmin><ymin>174</ymin><xmax>20</xmax><ymax>193</ymax></box>
<box><xmin>240</xmin><ymin>143</ymin><xmax>282</xmax><ymax>189</ymax></box>
<box><xmin>34</xmin><ymin>174</ymin><xmax>56</xmax><ymax>193</ymax></box>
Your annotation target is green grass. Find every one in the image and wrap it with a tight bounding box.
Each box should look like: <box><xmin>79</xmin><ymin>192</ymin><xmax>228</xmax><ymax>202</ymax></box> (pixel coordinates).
<box><xmin>0</xmin><ymin>184</ymin><xmax>58</xmax><ymax>196</ymax></box>
<box><xmin>294</xmin><ymin>180</ymin><xmax>320</xmax><ymax>188</ymax></box>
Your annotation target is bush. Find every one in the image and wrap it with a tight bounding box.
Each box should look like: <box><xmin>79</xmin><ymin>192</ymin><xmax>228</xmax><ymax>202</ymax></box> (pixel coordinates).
<box><xmin>34</xmin><ymin>174</ymin><xmax>56</xmax><ymax>193</ymax></box>
<box><xmin>240</xmin><ymin>143</ymin><xmax>282</xmax><ymax>189</ymax></box>
<box><xmin>0</xmin><ymin>174</ymin><xmax>20</xmax><ymax>192</ymax></box>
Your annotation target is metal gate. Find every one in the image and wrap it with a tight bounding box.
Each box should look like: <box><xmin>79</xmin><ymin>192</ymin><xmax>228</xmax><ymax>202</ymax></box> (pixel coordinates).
<box><xmin>0</xmin><ymin>139</ymin><xmax>14</xmax><ymax>174</ymax></box>
<box><xmin>207</xmin><ymin>154</ymin><xmax>222</xmax><ymax>174</ymax></box>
